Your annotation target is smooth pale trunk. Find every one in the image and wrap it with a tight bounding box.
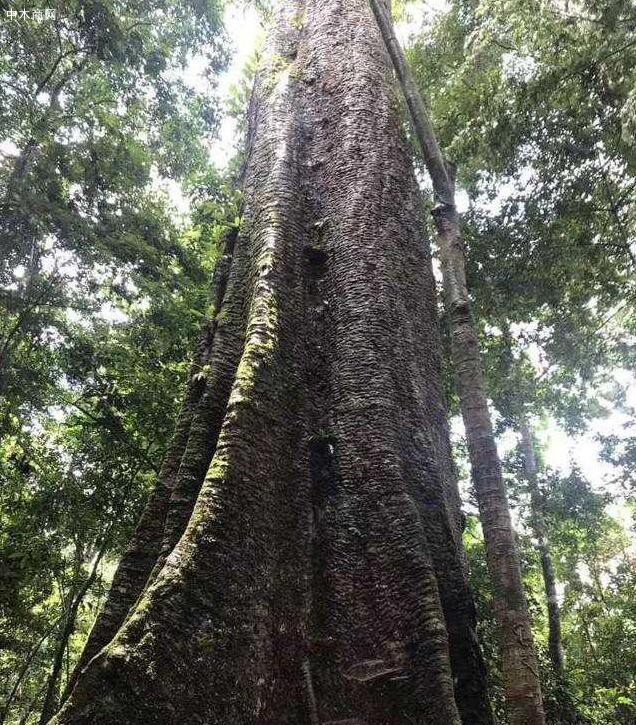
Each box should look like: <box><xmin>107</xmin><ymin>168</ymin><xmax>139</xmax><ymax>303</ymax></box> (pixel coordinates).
<box><xmin>52</xmin><ymin>2</ymin><xmax>492</xmax><ymax>723</ymax></box>
<box><xmin>519</xmin><ymin>419</ymin><xmax>566</xmax><ymax>677</ymax></box>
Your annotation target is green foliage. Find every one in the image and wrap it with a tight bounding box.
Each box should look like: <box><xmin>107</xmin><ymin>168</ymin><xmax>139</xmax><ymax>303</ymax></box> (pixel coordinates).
<box><xmin>410</xmin><ymin>0</ymin><xmax>635</xmax><ymax>426</ymax></box>
<box><xmin>0</xmin><ymin>0</ymin><xmax>227</xmax><ymax>437</ymax></box>
<box><xmin>0</xmin><ymin>2</ymin><xmax>230</xmax><ymax>722</ymax></box>
<box><xmin>409</xmin><ymin>1</ymin><xmax>636</xmax><ymax>722</ymax></box>
<box><xmin>463</xmin><ymin>515</ymin><xmax>506</xmax><ymax>720</ymax></box>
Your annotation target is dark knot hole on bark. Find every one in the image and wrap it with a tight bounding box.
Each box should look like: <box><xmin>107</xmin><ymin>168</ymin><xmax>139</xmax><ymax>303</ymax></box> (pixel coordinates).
<box><xmin>309</xmin><ymin>435</ymin><xmax>338</xmax><ymax>509</ymax></box>
<box><xmin>303</xmin><ymin>246</ymin><xmax>329</xmax><ymax>279</ymax></box>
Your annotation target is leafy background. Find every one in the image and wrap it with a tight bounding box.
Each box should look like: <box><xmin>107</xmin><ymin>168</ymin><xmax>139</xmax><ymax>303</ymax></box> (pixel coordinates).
<box><xmin>0</xmin><ymin>1</ymin><xmax>634</xmax><ymax>723</ymax></box>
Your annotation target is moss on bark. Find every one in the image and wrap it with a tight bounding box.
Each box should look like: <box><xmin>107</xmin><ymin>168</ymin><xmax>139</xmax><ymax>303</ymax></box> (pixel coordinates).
<box><xmin>53</xmin><ymin>3</ymin><xmax>493</xmax><ymax>723</ymax></box>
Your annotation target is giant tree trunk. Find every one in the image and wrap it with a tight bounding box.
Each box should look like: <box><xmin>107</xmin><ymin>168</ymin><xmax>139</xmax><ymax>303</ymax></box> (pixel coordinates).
<box><xmin>369</xmin><ymin>3</ymin><xmax>545</xmax><ymax>724</ymax></box>
<box><xmin>52</xmin><ymin>3</ymin><xmax>492</xmax><ymax>723</ymax></box>
<box><xmin>63</xmin><ymin>228</ymin><xmax>238</xmax><ymax>698</ymax></box>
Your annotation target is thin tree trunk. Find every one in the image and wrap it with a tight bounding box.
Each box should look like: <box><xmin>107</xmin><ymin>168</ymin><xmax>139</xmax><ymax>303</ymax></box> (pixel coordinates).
<box><xmin>369</xmin><ymin>2</ymin><xmax>545</xmax><ymax>724</ymax></box>
<box><xmin>0</xmin><ymin>621</ymin><xmax>58</xmax><ymax>725</ymax></box>
<box><xmin>519</xmin><ymin>418</ymin><xmax>566</xmax><ymax>677</ymax></box>
<box><xmin>53</xmin><ymin>2</ymin><xmax>492</xmax><ymax>722</ymax></box>
<box><xmin>519</xmin><ymin>418</ymin><xmax>590</xmax><ymax>724</ymax></box>
<box><xmin>39</xmin><ymin>544</ymin><xmax>107</xmax><ymax>724</ymax></box>
<box><xmin>17</xmin><ymin>684</ymin><xmax>47</xmax><ymax>725</ymax></box>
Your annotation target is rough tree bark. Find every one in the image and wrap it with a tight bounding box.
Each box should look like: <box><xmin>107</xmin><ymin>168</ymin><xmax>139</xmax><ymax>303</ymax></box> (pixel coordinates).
<box><xmin>369</xmin><ymin>2</ymin><xmax>546</xmax><ymax>724</ymax></box>
<box><xmin>52</xmin><ymin>2</ymin><xmax>493</xmax><ymax>723</ymax></box>
<box><xmin>63</xmin><ymin>227</ymin><xmax>238</xmax><ymax>698</ymax></box>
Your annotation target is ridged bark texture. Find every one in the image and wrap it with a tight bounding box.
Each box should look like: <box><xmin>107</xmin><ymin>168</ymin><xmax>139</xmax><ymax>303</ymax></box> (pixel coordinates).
<box><xmin>51</xmin><ymin>2</ymin><xmax>492</xmax><ymax>723</ymax></box>
<box><xmin>447</xmin><ymin>290</ymin><xmax>543</xmax><ymax>725</ymax></box>
<box><xmin>369</xmin><ymin>2</ymin><xmax>546</xmax><ymax>723</ymax></box>
<box><xmin>64</xmin><ymin>230</ymin><xmax>239</xmax><ymax>695</ymax></box>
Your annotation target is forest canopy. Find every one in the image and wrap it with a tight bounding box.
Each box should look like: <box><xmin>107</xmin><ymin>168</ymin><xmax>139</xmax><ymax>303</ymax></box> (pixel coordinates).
<box><xmin>0</xmin><ymin>1</ymin><xmax>634</xmax><ymax>724</ymax></box>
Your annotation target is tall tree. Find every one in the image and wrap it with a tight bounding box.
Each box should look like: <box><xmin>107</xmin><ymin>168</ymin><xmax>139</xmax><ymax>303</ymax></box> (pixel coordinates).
<box><xmin>518</xmin><ymin>415</ymin><xmax>593</xmax><ymax>725</ymax></box>
<box><xmin>369</xmin><ymin>2</ymin><xmax>545</xmax><ymax>723</ymax></box>
<box><xmin>404</xmin><ymin>1</ymin><xmax>635</xmax><ymax>717</ymax></box>
<box><xmin>0</xmin><ymin>2</ymin><xmax>226</xmax><ymax>720</ymax></box>
<box><xmin>52</xmin><ymin>2</ymin><xmax>493</xmax><ymax>723</ymax></box>
<box><xmin>518</xmin><ymin>421</ymin><xmax>565</xmax><ymax>670</ymax></box>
